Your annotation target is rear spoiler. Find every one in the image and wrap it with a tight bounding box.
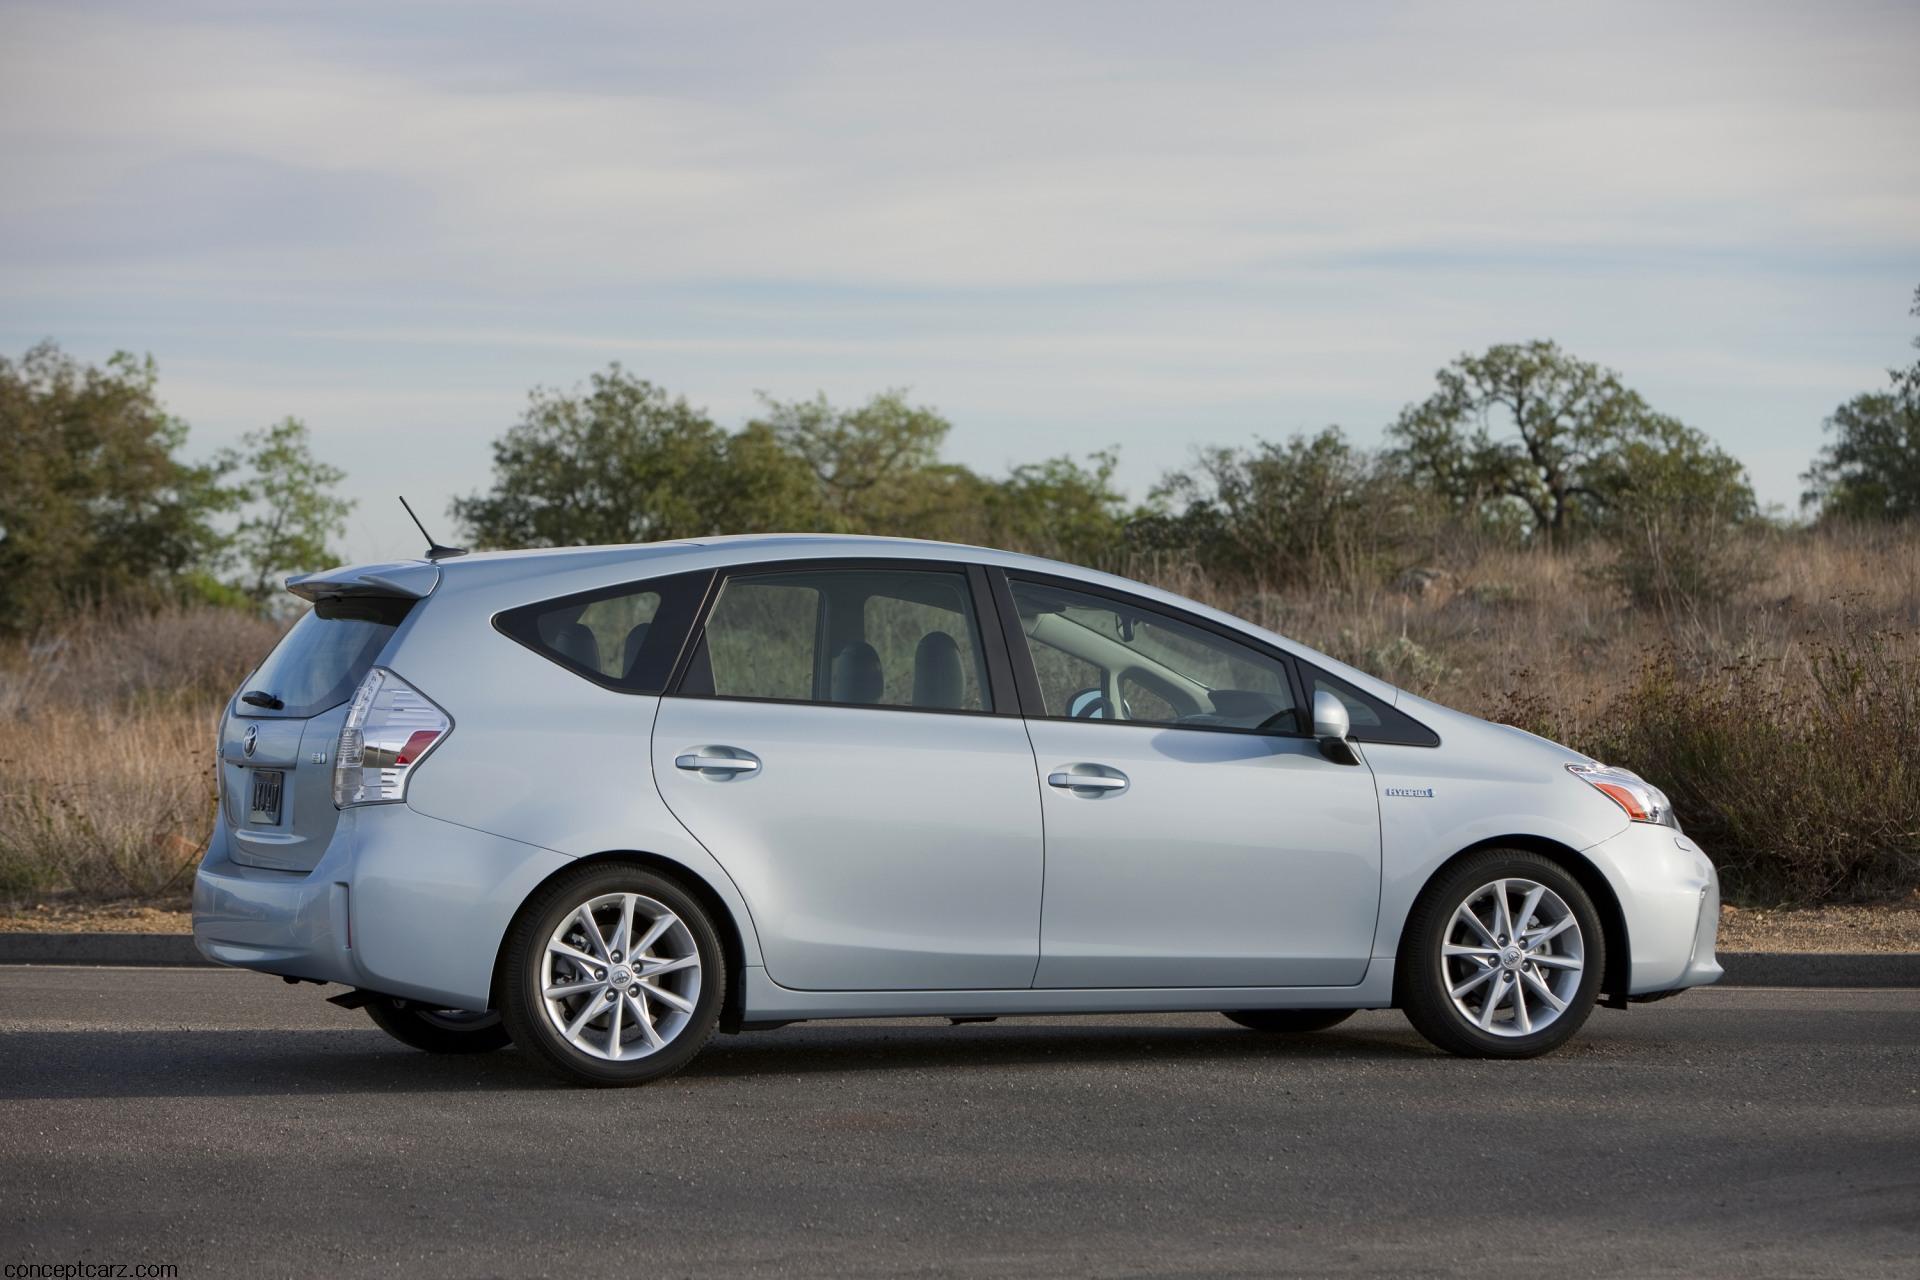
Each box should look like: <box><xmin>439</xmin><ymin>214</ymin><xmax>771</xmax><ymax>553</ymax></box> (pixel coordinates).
<box><xmin>285</xmin><ymin>560</ymin><xmax>441</xmax><ymax>604</ymax></box>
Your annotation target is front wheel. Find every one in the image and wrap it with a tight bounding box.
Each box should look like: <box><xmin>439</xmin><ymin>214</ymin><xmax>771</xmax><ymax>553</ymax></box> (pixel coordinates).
<box><xmin>1223</xmin><ymin>1008</ymin><xmax>1355</xmax><ymax>1033</ymax></box>
<box><xmin>364</xmin><ymin>998</ymin><xmax>511</xmax><ymax>1054</ymax></box>
<box><xmin>499</xmin><ymin>863</ymin><xmax>725</xmax><ymax>1087</ymax></box>
<box><xmin>1399</xmin><ymin>849</ymin><xmax>1604</xmax><ymax>1059</ymax></box>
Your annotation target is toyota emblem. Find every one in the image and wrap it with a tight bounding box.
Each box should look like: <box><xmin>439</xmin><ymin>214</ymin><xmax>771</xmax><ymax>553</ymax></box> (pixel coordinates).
<box><xmin>243</xmin><ymin>724</ymin><xmax>258</xmax><ymax>757</ymax></box>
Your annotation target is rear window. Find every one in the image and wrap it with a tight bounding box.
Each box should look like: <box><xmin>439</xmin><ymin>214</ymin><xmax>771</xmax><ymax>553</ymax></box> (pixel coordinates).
<box><xmin>495</xmin><ymin>570</ymin><xmax>711</xmax><ymax>693</ymax></box>
<box><xmin>239</xmin><ymin>597</ymin><xmax>411</xmax><ymax>719</ymax></box>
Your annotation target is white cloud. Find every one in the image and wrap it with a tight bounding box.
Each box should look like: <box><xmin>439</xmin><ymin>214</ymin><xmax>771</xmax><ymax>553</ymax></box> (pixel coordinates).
<box><xmin>1</xmin><ymin>1</ymin><xmax>1915</xmax><ymax>559</ymax></box>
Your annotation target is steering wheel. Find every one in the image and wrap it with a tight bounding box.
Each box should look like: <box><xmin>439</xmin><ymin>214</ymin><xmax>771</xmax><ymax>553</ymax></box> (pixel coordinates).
<box><xmin>1067</xmin><ymin>688</ymin><xmax>1112</xmax><ymax>720</ymax></box>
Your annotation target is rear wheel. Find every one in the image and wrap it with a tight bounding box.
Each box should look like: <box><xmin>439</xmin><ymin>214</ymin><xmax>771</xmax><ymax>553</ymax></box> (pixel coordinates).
<box><xmin>1223</xmin><ymin>1008</ymin><xmax>1355</xmax><ymax>1033</ymax></box>
<box><xmin>500</xmin><ymin>863</ymin><xmax>725</xmax><ymax>1087</ymax></box>
<box><xmin>1400</xmin><ymin>849</ymin><xmax>1604</xmax><ymax>1059</ymax></box>
<box><xmin>363</xmin><ymin>999</ymin><xmax>511</xmax><ymax>1054</ymax></box>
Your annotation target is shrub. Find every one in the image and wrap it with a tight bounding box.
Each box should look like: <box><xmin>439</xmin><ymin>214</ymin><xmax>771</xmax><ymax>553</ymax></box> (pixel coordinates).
<box><xmin>0</xmin><ymin>605</ymin><xmax>281</xmax><ymax>901</ymax></box>
<box><xmin>0</xmin><ymin>602</ymin><xmax>280</xmax><ymax>716</ymax></box>
<box><xmin>0</xmin><ymin>706</ymin><xmax>216</xmax><ymax>898</ymax></box>
<box><xmin>1555</xmin><ymin>618</ymin><xmax>1919</xmax><ymax>903</ymax></box>
<box><xmin>1600</xmin><ymin>506</ymin><xmax>1762</xmax><ymax>613</ymax></box>
<box><xmin>1135</xmin><ymin>427</ymin><xmax>1441</xmax><ymax>590</ymax></box>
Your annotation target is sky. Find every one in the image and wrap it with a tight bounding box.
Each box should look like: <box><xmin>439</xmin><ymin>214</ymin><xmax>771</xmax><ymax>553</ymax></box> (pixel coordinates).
<box><xmin>3</xmin><ymin>1</ymin><xmax>1917</xmax><ymax>563</ymax></box>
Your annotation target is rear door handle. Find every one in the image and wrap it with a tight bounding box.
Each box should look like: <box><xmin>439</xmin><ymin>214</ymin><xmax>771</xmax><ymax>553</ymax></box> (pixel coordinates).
<box><xmin>674</xmin><ymin>749</ymin><xmax>760</xmax><ymax>776</ymax></box>
<box><xmin>1047</xmin><ymin>766</ymin><xmax>1129</xmax><ymax>795</ymax></box>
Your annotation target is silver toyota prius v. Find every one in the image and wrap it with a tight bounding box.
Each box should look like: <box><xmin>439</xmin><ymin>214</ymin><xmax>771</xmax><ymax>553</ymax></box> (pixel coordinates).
<box><xmin>194</xmin><ymin>535</ymin><xmax>1723</xmax><ymax>1085</ymax></box>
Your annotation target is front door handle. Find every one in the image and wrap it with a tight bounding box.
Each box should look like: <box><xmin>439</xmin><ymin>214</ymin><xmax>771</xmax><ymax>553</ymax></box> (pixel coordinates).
<box><xmin>1047</xmin><ymin>766</ymin><xmax>1129</xmax><ymax>796</ymax></box>
<box><xmin>674</xmin><ymin>749</ymin><xmax>760</xmax><ymax>777</ymax></box>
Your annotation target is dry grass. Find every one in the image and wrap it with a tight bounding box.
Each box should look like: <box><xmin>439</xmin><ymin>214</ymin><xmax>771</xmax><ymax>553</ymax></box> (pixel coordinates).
<box><xmin>0</xmin><ymin>605</ymin><xmax>281</xmax><ymax>900</ymax></box>
<box><xmin>1154</xmin><ymin>521</ymin><xmax>1920</xmax><ymax>903</ymax></box>
<box><xmin>1</xmin><ymin>526</ymin><xmax>1916</xmax><ymax>907</ymax></box>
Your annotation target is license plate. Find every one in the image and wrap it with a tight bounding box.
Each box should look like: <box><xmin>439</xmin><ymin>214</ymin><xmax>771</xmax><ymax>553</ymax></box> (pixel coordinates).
<box><xmin>248</xmin><ymin>770</ymin><xmax>284</xmax><ymax>825</ymax></box>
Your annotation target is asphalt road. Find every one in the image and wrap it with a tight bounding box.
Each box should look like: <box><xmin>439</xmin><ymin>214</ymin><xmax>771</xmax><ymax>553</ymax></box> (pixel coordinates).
<box><xmin>1</xmin><ymin>970</ymin><xmax>1915</xmax><ymax>1279</ymax></box>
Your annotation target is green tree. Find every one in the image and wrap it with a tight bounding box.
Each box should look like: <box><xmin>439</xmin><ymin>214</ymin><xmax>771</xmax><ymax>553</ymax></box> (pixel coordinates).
<box><xmin>0</xmin><ymin>342</ymin><xmax>233</xmax><ymax>633</ymax></box>
<box><xmin>221</xmin><ymin>418</ymin><xmax>355</xmax><ymax>604</ymax></box>
<box><xmin>751</xmin><ymin>390</ymin><xmax>954</xmax><ymax>533</ymax></box>
<box><xmin>981</xmin><ymin>450</ymin><xmax>1128</xmax><ymax>565</ymax></box>
<box><xmin>1802</xmin><ymin>285</ymin><xmax>1920</xmax><ymax>522</ymax></box>
<box><xmin>716</xmin><ymin>421</ymin><xmax>833</xmax><ymax>533</ymax></box>
<box><xmin>1390</xmin><ymin>341</ymin><xmax>1751</xmax><ymax>541</ymax></box>
<box><xmin>1138</xmin><ymin>428</ymin><xmax>1424</xmax><ymax>585</ymax></box>
<box><xmin>454</xmin><ymin>365</ymin><xmax>820</xmax><ymax>548</ymax></box>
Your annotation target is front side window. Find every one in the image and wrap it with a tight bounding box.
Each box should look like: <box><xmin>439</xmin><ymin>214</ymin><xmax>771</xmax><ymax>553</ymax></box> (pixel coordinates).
<box><xmin>683</xmin><ymin>567</ymin><xmax>992</xmax><ymax>713</ymax></box>
<box><xmin>1008</xmin><ymin>578</ymin><xmax>1298</xmax><ymax>734</ymax></box>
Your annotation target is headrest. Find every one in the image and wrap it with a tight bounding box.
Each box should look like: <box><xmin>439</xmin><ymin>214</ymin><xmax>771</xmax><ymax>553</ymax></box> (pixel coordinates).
<box><xmin>552</xmin><ymin>622</ymin><xmax>600</xmax><ymax>671</ymax></box>
<box><xmin>831</xmin><ymin>641</ymin><xmax>884</xmax><ymax>705</ymax></box>
<box><xmin>912</xmin><ymin>631</ymin><xmax>965</xmax><ymax>709</ymax></box>
<box><xmin>621</xmin><ymin>622</ymin><xmax>651</xmax><ymax>681</ymax></box>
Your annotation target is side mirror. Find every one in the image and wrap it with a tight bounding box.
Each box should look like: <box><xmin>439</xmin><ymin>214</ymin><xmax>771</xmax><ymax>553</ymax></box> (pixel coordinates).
<box><xmin>1312</xmin><ymin>690</ymin><xmax>1360</xmax><ymax>765</ymax></box>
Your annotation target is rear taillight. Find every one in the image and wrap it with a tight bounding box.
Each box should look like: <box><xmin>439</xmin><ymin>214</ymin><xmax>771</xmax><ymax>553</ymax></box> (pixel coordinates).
<box><xmin>334</xmin><ymin>668</ymin><xmax>451</xmax><ymax>807</ymax></box>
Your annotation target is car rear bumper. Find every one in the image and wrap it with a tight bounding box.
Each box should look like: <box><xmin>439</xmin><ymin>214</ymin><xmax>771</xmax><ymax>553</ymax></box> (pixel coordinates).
<box><xmin>1582</xmin><ymin>822</ymin><xmax>1722</xmax><ymax>995</ymax></box>
<box><xmin>193</xmin><ymin>804</ymin><xmax>573</xmax><ymax>1010</ymax></box>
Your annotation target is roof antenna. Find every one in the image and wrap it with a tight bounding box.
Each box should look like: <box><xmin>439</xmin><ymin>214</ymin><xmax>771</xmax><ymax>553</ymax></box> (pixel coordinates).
<box><xmin>399</xmin><ymin>495</ymin><xmax>468</xmax><ymax>561</ymax></box>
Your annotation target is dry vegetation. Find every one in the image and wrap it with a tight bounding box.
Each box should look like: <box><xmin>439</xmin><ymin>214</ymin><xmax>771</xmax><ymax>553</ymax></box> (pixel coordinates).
<box><xmin>0</xmin><ymin>605</ymin><xmax>282</xmax><ymax>901</ymax></box>
<box><xmin>1137</xmin><ymin>520</ymin><xmax>1920</xmax><ymax>904</ymax></box>
<box><xmin>2</xmin><ymin>525</ymin><xmax>1916</xmax><ymax>910</ymax></box>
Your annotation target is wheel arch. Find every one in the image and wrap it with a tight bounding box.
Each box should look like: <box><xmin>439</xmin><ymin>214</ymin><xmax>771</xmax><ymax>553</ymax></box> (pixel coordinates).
<box><xmin>489</xmin><ymin>849</ymin><xmax>752</xmax><ymax>1032</ymax></box>
<box><xmin>1397</xmin><ymin>834</ymin><xmax>1632</xmax><ymax>1005</ymax></box>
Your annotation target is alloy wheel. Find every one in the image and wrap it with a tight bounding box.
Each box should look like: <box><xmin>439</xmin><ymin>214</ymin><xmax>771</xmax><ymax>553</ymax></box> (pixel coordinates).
<box><xmin>1442</xmin><ymin>877</ymin><xmax>1585</xmax><ymax>1038</ymax></box>
<box><xmin>539</xmin><ymin>892</ymin><xmax>703</xmax><ymax>1061</ymax></box>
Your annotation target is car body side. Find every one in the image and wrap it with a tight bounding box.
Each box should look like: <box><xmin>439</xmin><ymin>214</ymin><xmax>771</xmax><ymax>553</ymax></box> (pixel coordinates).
<box><xmin>192</xmin><ymin>535</ymin><xmax>1723</xmax><ymax>1021</ymax></box>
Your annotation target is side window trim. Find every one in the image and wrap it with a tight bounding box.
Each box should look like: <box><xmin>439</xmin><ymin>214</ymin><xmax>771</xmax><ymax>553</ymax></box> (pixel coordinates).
<box><xmin>990</xmin><ymin>567</ymin><xmax>1314</xmax><ymax>741</ymax></box>
<box><xmin>663</xmin><ymin>557</ymin><xmax>1021</xmax><ymax>718</ymax></box>
<box><xmin>966</xmin><ymin>563</ymin><xmax>1022</xmax><ymax>717</ymax></box>
<box><xmin>987</xmin><ymin>567</ymin><xmax>1047</xmax><ymax>717</ymax></box>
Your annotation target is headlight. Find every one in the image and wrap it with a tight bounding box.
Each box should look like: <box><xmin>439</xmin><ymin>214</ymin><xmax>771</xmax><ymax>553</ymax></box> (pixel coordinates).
<box><xmin>1567</xmin><ymin>762</ymin><xmax>1677</xmax><ymax>828</ymax></box>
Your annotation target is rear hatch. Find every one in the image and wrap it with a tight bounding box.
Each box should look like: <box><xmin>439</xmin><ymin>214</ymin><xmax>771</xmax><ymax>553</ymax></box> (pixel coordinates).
<box><xmin>221</xmin><ymin>564</ymin><xmax>434</xmax><ymax>872</ymax></box>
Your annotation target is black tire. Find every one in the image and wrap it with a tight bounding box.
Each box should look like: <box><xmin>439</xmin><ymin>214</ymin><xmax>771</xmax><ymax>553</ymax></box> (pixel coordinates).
<box><xmin>499</xmin><ymin>862</ymin><xmax>726</xmax><ymax>1087</ymax></box>
<box><xmin>363</xmin><ymin>998</ymin><xmax>511</xmax><ymax>1054</ymax></box>
<box><xmin>1399</xmin><ymin>848</ymin><xmax>1605</xmax><ymax>1059</ymax></box>
<box><xmin>1223</xmin><ymin>1008</ymin><xmax>1356</xmax><ymax>1033</ymax></box>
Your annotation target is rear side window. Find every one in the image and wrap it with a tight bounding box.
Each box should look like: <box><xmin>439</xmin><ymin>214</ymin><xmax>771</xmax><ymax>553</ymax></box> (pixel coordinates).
<box><xmin>496</xmin><ymin>570</ymin><xmax>710</xmax><ymax>693</ymax></box>
<box><xmin>679</xmin><ymin>566</ymin><xmax>992</xmax><ymax>712</ymax></box>
<box><xmin>1304</xmin><ymin>664</ymin><xmax>1441</xmax><ymax>747</ymax></box>
<box><xmin>240</xmin><ymin>597</ymin><xmax>410</xmax><ymax>718</ymax></box>
<box><xmin>702</xmin><ymin>576</ymin><xmax>821</xmax><ymax>701</ymax></box>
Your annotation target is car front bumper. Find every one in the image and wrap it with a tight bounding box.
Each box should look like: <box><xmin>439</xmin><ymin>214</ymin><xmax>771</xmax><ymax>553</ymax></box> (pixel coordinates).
<box><xmin>1582</xmin><ymin>821</ymin><xmax>1722</xmax><ymax>995</ymax></box>
<box><xmin>192</xmin><ymin>804</ymin><xmax>573</xmax><ymax>1010</ymax></box>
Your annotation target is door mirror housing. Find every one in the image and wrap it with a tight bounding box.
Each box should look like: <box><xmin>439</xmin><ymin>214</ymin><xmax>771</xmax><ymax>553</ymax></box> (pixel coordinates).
<box><xmin>1312</xmin><ymin>689</ymin><xmax>1360</xmax><ymax>765</ymax></box>
<box><xmin>1312</xmin><ymin>689</ymin><xmax>1351</xmax><ymax>740</ymax></box>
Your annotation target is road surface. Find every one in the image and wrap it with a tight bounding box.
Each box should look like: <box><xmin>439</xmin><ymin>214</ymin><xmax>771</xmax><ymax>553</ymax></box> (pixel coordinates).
<box><xmin>2</xmin><ymin>968</ymin><xmax>1915</xmax><ymax>1277</ymax></box>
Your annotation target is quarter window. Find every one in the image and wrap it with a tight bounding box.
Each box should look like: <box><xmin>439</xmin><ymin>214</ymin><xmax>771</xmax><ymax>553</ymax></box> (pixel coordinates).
<box><xmin>1303</xmin><ymin>664</ymin><xmax>1442</xmax><ymax>747</ymax></box>
<box><xmin>1007</xmin><ymin>579</ymin><xmax>1299</xmax><ymax>734</ymax></box>
<box><xmin>495</xmin><ymin>570</ymin><xmax>709</xmax><ymax>693</ymax></box>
